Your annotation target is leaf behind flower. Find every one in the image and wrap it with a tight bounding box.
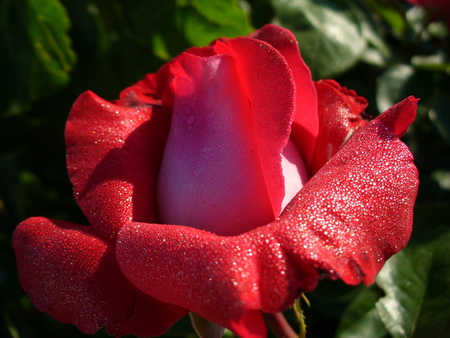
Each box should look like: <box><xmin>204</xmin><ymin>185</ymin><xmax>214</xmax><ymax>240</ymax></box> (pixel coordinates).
<box><xmin>271</xmin><ymin>0</ymin><xmax>366</xmax><ymax>78</ymax></box>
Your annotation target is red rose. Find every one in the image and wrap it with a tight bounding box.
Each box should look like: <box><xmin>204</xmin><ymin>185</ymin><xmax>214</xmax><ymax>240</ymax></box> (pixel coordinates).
<box><xmin>13</xmin><ymin>24</ymin><xmax>419</xmax><ymax>337</ymax></box>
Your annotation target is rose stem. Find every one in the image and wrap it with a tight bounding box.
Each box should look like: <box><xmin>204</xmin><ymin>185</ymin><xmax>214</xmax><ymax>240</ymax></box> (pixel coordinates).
<box><xmin>262</xmin><ymin>312</ymin><xmax>298</xmax><ymax>338</ymax></box>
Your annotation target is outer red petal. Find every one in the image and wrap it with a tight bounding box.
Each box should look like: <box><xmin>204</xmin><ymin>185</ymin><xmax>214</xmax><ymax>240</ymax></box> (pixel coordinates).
<box><xmin>376</xmin><ymin>96</ymin><xmax>418</xmax><ymax>138</ymax></box>
<box><xmin>310</xmin><ymin>79</ymin><xmax>369</xmax><ymax>175</ymax></box>
<box><xmin>13</xmin><ymin>217</ymin><xmax>187</xmax><ymax>337</ymax></box>
<box><xmin>249</xmin><ymin>24</ymin><xmax>319</xmax><ymax>166</ymax></box>
<box><xmin>117</xmin><ymin>222</ymin><xmax>269</xmax><ymax>338</ymax></box>
<box><xmin>277</xmin><ymin>98</ymin><xmax>418</xmax><ymax>285</ymax></box>
<box><xmin>117</xmin><ymin>73</ymin><xmax>159</xmax><ymax>107</ymax></box>
<box><xmin>213</xmin><ymin>36</ymin><xmax>297</xmax><ymax>218</ymax></box>
<box><xmin>184</xmin><ymin>45</ymin><xmax>217</xmax><ymax>57</ymax></box>
<box><xmin>117</xmin><ymin>98</ymin><xmax>418</xmax><ymax>338</ymax></box>
<box><xmin>65</xmin><ymin>90</ymin><xmax>171</xmax><ymax>240</ymax></box>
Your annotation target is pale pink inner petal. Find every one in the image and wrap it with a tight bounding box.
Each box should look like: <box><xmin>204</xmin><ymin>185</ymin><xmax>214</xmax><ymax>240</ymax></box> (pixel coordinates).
<box><xmin>280</xmin><ymin>140</ymin><xmax>309</xmax><ymax>210</ymax></box>
<box><xmin>157</xmin><ymin>53</ymin><xmax>275</xmax><ymax>236</ymax></box>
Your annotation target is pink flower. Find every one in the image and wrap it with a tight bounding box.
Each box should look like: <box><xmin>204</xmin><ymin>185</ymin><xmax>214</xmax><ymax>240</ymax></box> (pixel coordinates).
<box><xmin>13</xmin><ymin>24</ymin><xmax>419</xmax><ymax>338</ymax></box>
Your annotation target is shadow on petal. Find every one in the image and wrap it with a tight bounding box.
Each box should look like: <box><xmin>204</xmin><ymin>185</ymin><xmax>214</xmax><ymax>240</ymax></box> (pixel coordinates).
<box><xmin>66</xmin><ymin>91</ymin><xmax>172</xmax><ymax>240</ymax></box>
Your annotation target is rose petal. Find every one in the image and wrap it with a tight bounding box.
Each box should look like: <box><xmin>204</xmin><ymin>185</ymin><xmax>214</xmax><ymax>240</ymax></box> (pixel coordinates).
<box><xmin>117</xmin><ymin>97</ymin><xmax>418</xmax><ymax>337</ymax></box>
<box><xmin>13</xmin><ymin>217</ymin><xmax>187</xmax><ymax>337</ymax></box>
<box><xmin>158</xmin><ymin>43</ymin><xmax>298</xmax><ymax>235</ymax></box>
<box><xmin>117</xmin><ymin>73</ymin><xmax>159</xmax><ymax>107</ymax></box>
<box><xmin>213</xmin><ymin>36</ymin><xmax>297</xmax><ymax>218</ymax></box>
<box><xmin>376</xmin><ymin>95</ymin><xmax>418</xmax><ymax>138</ymax></box>
<box><xmin>66</xmin><ymin>91</ymin><xmax>171</xmax><ymax>240</ymax></box>
<box><xmin>280</xmin><ymin>140</ymin><xmax>309</xmax><ymax>210</ymax></box>
<box><xmin>117</xmin><ymin>222</ymin><xmax>270</xmax><ymax>338</ymax></box>
<box><xmin>278</xmin><ymin>97</ymin><xmax>418</xmax><ymax>285</ymax></box>
<box><xmin>157</xmin><ymin>52</ymin><xmax>274</xmax><ymax>235</ymax></box>
<box><xmin>249</xmin><ymin>24</ymin><xmax>319</xmax><ymax>166</ymax></box>
<box><xmin>310</xmin><ymin>79</ymin><xmax>369</xmax><ymax>175</ymax></box>
<box><xmin>184</xmin><ymin>46</ymin><xmax>218</xmax><ymax>57</ymax></box>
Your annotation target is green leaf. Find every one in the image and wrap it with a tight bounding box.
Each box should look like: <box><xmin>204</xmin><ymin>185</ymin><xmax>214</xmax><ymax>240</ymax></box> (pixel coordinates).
<box><xmin>271</xmin><ymin>0</ymin><xmax>366</xmax><ymax>79</ymax></box>
<box><xmin>124</xmin><ymin>0</ymin><xmax>253</xmax><ymax>61</ymax></box>
<box><xmin>431</xmin><ymin>171</ymin><xmax>450</xmax><ymax>191</ymax></box>
<box><xmin>352</xmin><ymin>0</ymin><xmax>390</xmax><ymax>67</ymax></box>
<box><xmin>376</xmin><ymin>64</ymin><xmax>435</xmax><ymax>115</ymax></box>
<box><xmin>26</xmin><ymin>0</ymin><xmax>76</xmax><ymax>99</ymax></box>
<box><xmin>411</xmin><ymin>54</ymin><xmax>450</xmax><ymax>73</ymax></box>
<box><xmin>427</xmin><ymin>21</ymin><xmax>448</xmax><ymax>40</ymax></box>
<box><xmin>0</xmin><ymin>0</ymin><xmax>76</xmax><ymax>114</ymax></box>
<box><xmin>405</xmin><ymin>5</ymin><xmax>428</xmax><ymax>38</ymax></box>
<box><xmin>121</xmin><ymin>0</ymin><xmax>189</xmax><ymax>62</ymax></box>
<box><xmin>361</xmin><ymin>0</ymin><xmax>406</xmax><ymax>37</ymax></box>
<box><xmin>336</xmin><ymin>287</ymin><xmax>388</xmax><ymax>338</ymax></box>
<box><xmin>377</xmin><ymin>61</ymin><xmax>450</xmax><ymax>144</ymax></box>
<box><xmin>185</xmin><ymin>0</ymin><xmax>253</xmax><ymax>46</ymax></box>
<box><xmin>377</xmin><ymin>64</ymin><xmax>415</xmax><ymax>113</ymax></box>
<box><xmin>375</xmin><ymin>229</ymin><xmax>450</xmax><ymax>338</ymax></box>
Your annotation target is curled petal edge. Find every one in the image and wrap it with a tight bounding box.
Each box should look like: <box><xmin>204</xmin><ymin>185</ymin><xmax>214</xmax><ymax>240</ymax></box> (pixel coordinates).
<box><xmin>310</xmin><ymin>79</ymin><xmax>369</xmax><ymax>175</ymax></box>
<box><xmin>66</xmin><ymin>91</ymin><xmax>171</xmax><ymax>241</ymax></box>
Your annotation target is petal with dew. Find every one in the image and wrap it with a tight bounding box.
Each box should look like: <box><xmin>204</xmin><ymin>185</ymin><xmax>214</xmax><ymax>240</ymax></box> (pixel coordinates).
<box><xmin>278</xmin><ymin>98</ymin><xmax>418</xmax><ymax>285</ymax></box>
<box><xmin>157</xmin><ymin>52</ymin><xmax>274</xmax><ymax>235</ymax></box>
<box><xmin>212</xmin><ymin>36</ymin><xmax>297</xmax><ymax>218</ymax></box>
<box><xmin>66</xmin><ymin>91</ymin><xmax>171</xmax><ymax>240</ymax></box>
<box><xmin>13</xmin><ymin>217</ymin><xmax>187</xmax><ymax>337</ymax></box>
<box><xmin>158</xmin><ymin>45</ymin><xmax>298</xmax><ymax>235</ymax></box>
<box><xmin>310</xmin><ymin>79</ymin><xmax>369</xmax><ymax>175</ymax></box>
<box><xmin>118</xmin><ymin>73</ymin><xmax>159</xmax><ymax>107</ymax></box>
<box><xmin>249</xmin><ymin>24</ymin><xmax>319</xmax><ymax>166</ymax></box>
<box><xmin>376</xmin><ymin>96</ymin><xmax>418</xmax><ymax>138</ymax></box>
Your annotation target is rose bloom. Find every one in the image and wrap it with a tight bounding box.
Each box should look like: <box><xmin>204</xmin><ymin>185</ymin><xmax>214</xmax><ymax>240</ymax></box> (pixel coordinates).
<box><xmin>13</xmin><ymin>24</ymin><xmax>418</xmax><ymax>338</ymax></box>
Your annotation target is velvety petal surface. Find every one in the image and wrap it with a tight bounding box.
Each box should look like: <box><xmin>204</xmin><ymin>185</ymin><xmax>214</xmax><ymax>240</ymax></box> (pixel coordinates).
<box><xmin>212</xmin><ymin>36</ymin><xmax>297</xmax><ymax>218</ymax></box>
<box><xmin>13</xmin><ymin>217</ymin><xmax>187</xmax><ymax>337</ymax></box>
<box><xmin>158</xmin><ymin>39</ymin><xmax>298</xmax><ymax>235</ymax></box>
<box><xmin>66</xmin><ymin>90</ymin><xmax>171</xmax><ymax>240</ymax></box>
<box><xmin>117</xmin><ymin>98</ymin><xmax>418</xmax><ymax>338</ymax></box>
<box><xmin>249</xmin><ymin>24</ymin><xmax>319</xmax><ymax>165</ymax></box>
<box><xmin>376</xmin><ymin>95</ymin><xmax>418</xmax><ymax>138</ymax></box>
<box><xmin>117</xmin><ymin>73</ymin><xmax>159</xmax><ymax>107</ymax></box>
<box><xmin>310</xmin><ymin>79</ymin><xmax>369</xmax><ymax>175</ymax></box>
<box><xmin>277</xmin><ymin>96</ymin><xmax>419</xmax><ymax>285</ymax></box>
